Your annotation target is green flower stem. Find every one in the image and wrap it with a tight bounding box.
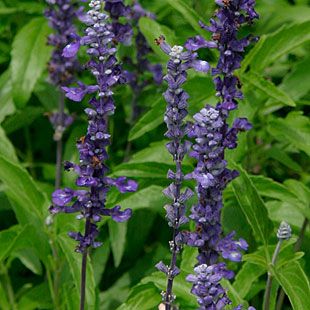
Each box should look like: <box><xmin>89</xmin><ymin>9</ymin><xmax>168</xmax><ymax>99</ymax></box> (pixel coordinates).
<box><xmin>264</xmin><ymin>240</ymin><xmax>283</xmax><ymax>310</ymax></box>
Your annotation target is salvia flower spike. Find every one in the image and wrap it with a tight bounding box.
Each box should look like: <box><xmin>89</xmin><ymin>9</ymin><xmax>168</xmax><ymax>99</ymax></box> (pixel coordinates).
<box><xmin>50</xmin><ymin>0</ymin><xmax>138</xmax><ymax>253</ymax></box>
<box><xmin>183</xmin><ymin>0</ymin><xmax>259</xmax><ymax>308</ymax></box>
<box><xmin>45</xmin><ymin>0</ymin><xmax>81</xmax><ymax>188</ymax></box>
<box><xmin>155</xmin><ymin>35</ymin><xmax>210</xmax><ymax>309</ymax></box>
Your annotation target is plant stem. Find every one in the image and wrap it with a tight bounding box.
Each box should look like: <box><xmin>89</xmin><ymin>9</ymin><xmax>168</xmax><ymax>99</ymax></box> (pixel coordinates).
<box><xmin>55</xmin><ymin>91</ymin><xmax>65</xmax><ymax>189</ymax></box>
<box><xmin>165</xmin><ymin>157</ymin><xmax>182</xmax><ymax>310</ymax></box>
<box><xmin>264</xmin><ymin>240</ymin><xmax>283</xmax><ymax>310</ymax></box>
<box><xmin>80</xmin><ymin>218</ymin><xmax>91</xmax><ymax>310</ymax></box>
<box><xmin>276</xmin><ymin>218</ymin><xmax>309</xmax><ymax>310</ymax></box>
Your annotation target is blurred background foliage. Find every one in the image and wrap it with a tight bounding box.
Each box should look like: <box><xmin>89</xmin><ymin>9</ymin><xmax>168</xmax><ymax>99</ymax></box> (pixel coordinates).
<box><xmin>0</xmin><ymin>0</ymin><xmax>309</xmax><ymax>309</ymax></box>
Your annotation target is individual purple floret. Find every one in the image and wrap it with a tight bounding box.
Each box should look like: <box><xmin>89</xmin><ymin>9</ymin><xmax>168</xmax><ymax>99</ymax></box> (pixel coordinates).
<box><xmin>154</xmin><ymin>35</ymin><xmax>210</xmax><ymax>309</ymax></box>
<box><xmin>50</xmin><ymin>0</ymin><xmax>137</xmax><ymax>254</ymax></box>
<box><xmin>183</xmin><ymin>0</ymin><xmax>259</xmax><ymax>307</ymax></box>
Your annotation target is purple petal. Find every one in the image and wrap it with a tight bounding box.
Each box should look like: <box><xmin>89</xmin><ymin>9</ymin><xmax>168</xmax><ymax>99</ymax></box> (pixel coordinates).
<box><xmin>52</xmin><ymin>188</ymin><xmax>74</xmax><ymax>206</ymax></box>
<box><xmin>192</xmin><ymin>60</ymin><xmax>210</xmax><ymax>73</ymax></box>
<box><xmin>62</xmin><ymin>41</ymin><xmax>80</xmax><ymax>58</ymax></box>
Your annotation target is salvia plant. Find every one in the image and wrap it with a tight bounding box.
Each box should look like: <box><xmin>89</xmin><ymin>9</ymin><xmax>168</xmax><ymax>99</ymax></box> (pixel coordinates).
<box><xmin>0</xmin><ymin>0</ymin><xmax>309</xmax><ymax>310</ymax></box>
<box><xmin>50</xmin><ymin>0</ymin><xmax>137</xmax><ymax>308</ymax></box>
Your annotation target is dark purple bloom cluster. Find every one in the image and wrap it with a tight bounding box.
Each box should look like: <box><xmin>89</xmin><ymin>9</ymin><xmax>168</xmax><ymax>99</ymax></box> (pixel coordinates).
<box><xmin>45</xmin><ymin>0</ymin><xmax>80</xmax><ymax>86</ymax></box>
<box><xmin>50</xmin><ymin>0</ymin><xmax>137</xmax><ymax>253</ymax></box>
<box><xmin>186</xmin><ymin>264</ymin><xmax>232</xmax><ymax>309</ymax></box>
<box><xmin>154</xmin><ymin>35</ymin><xmax>210</xmax><ymax>307</ymax></box>
<box><xmin>183</xmin><ymin>0</ymin><xmax>259</xmax><ymax>307</ymax></box>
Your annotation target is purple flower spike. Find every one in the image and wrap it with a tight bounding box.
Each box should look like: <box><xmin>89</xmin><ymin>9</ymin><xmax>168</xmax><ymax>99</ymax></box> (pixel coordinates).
<box><xmin>155</xmin><ymin>35</ymin><xmax>211</xmax><ymax>308</ymax></box>
<box><xmin>45</xmin><ymin>0</ymin><xmax>80</xmax><ymax>86</ymax></box>
<box><xmin>50</xmin><ymin>0</ymin><xmax>137</xmax><ymax>254</ymax></box>
<box><xmin>185</xmin><ymin>0</ymin><xmax>259</xmax><ymax>307</ymax></box>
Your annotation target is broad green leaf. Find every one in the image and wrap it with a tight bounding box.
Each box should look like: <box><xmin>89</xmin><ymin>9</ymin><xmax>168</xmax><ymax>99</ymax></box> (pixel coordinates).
<box><xmin>180</xmin><ymin>246</ymin><xmax>197</xmax><ymax>274</ymax></box>
<box><xmin>242</xmin><ymin>21</ymin><xmax>310</xmax><ymax>72</ymax></box>
<box><xmin>251</xmin><ymin>175</ymin><xmax>310</xmax><ymax>219</ymax></box>
<box><xmin>265</xmin><ymin>146</ymin><xmax>303</xmax><ymax>173</ymax></box>
<box><xmin>0</xmin><ymin>69</ymin><xmax>15</xmax><ymax>123</ymax></box>
<box><xmin>130</xmin><ymin>141</ymin><xmax>173</xmax><ymax>164</ymax></box>
<box><xmin>11</xmin><ymin>17</ymin><xmax>52</xmax><ymax>107</ymax></box>
<box><xmin>107</xmin><ymin>185</ymin><xmax>166</xmax><ymax>214</ymax></box>
<box><xmin>0</xmin><ymin>225</ymin><xmax>24</xmax><ymax>262</ymax></box>
<box><xmin>112</xmin><ymin>162</ymin><xmax>192</xmax><ymax>179</ymax></box>
<box><xmin>163</xmin><ymin>0</ymin><xmax>205</xmax><ymax>36</ymax></box>
<box><xmin>0</xmin><ymin>126</ymin><xmax>18</xmax><ymax>162</ymax></box>
<box><xmin>274</xmin><ymin>261</ymin><xmax>310</xmax><ymax>310</ymax></box>
<box><xmin>128</xmin><ymin>97</ymin><xmax>164</xmax><ymax>141</ymax></box>
<box><xmin>17</xmin><ymin>283</ymin><xmax>52</xmax><ymax>310</ymax></box>
<box><xmin>241</xmin><ymin>71</ymin><xmax>295</xmax><ymax>107</ymax></box>
<box><xmin>141</xmin><ymin>271</ymin><xmax>197</xmax><ymax>307</ymax></box>
<box><xmin>284</xmin><ymin>179</ymin><xmax>310</xmax><ymax>207</ymax></box>
<box><xmin>0</xmin><ymin>155</ymin><xmax>50</xmax><ymax>263</ymax></box>
<box><xmin>268</xmin><ymin>112</ymin><xmax>310</xmax><ymax>156</ymax></box>
<box><xmin>34</xmin><ymin>78</ymin><xmax>60</xmax><ymax>111</ymax></box>
<box><xmin>279</xmin><ymin>55</ymin><xmax>310</xmax><ymax>100</ymax></box>
<box><xmin>3</xmin><ymin>106</ymin><xmax>44</xmax><ymax>134</ymax></box>
<box><xmin>108</xmin><ymin>221</ymin><xmax>127</xmax><ymax>268</ymax></box>
<box><xmin>91</xmin><ymin>240</ymin><xmax>110</xmax><ymax>286</ymax></box>
<box><xmin>57</xmin><ymin>234</ymin><xmax>96</xmax><ymax>310</ymax></box>
<box><xmin>116</xmin><ymin>283</ymin><xmax>161</xmax><ymax>310</ymax></box>
<box><xmin>138</xmin><ymin>17</ymin><xmax>175</xmax><ymax>60</ymax></box>
<box><xmin>221</xmin><ymin>279</ymin><xmax>247</xmax><ymax>307</ymax></box>
<box><xmin>231</xmin><ymin>163</ymin><xmax>273</xmax><ymax>245</ymax></box>
<box><xmin>233</xmin><ymin>262</ymin><xmax>265</xmax><ymax>299</ymax></box>
<box><xmin>13</xmin><ymin>248</ymin><xmax>43</xmax><ymax>275</ymax></box>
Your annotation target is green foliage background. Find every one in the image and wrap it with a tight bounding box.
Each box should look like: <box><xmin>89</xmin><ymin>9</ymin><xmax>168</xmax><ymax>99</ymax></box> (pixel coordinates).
<box><xmin>0</xmin><ymin>0</ymin><xmax>309</xmax><ymax>309</ymax></box>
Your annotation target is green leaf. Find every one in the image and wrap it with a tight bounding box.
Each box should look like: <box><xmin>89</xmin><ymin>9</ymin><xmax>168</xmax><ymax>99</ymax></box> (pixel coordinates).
<box><xmin>138</xmin><ymin>17</ymin><xmax>175</xmax><ymax>60</ymax></box>
<box><xmin>0</xmin><ymin>126</ymin><xmax>18</xmax><ymax>163</ymax></box>
<box><xmin>233</xmin><ymin>262</ymin><xmax>265</xmax><ymax>299</ymax></box>
<box><xmin>13</xmin><ymin>248</ymin><xmax>43</xmax><ymax>275</ymax></box>
<box><xmin>242</xmin><ymin>21</ymin><xmax>310</xmax><ymax>72</ymax></box>
<box><xmin>231</xmin><ymin>163</ymin><xmax>273</xmax><ymax>245</ymax></box>
<box><xmin>17</xmin><ymin>283</ymin><xmax>52</xmax><ymax>310</ymax></box>
<box><xmin>0</xmin><ymin>155</ymin><xmax>50</xmax><ymax>263</ymax></box>
<box><xmin>0</xmin><ymin>225</ymin><xmax>24</xmax><ymax>262</ymax></box>
<box><xmin>274</xmin><ymin>261</ymin><xmax>310</xmax><ymax>310</ymax></box>
<box><xmin>107</xmin><ymin>185</ymin><xmax>166</xmax><ymax>214</ymax></box>
<box><xmin>0</xmin><ymin>70</ymin><xmax>15</xmax><ymax>123</ymax></box>
<box><xmin>57</xmin><ymin>234</ymin><xmax>96</xmax><ymax>310</ymax></box>
<box><xmin>279</xmin><ymin>55</ymin><xmax>310</xmax><ymax>101</ymax></box>
<box><xmin>265</xmin><ymin>146</ymin><xmax>303</xmax><ymax>173</ymax></box>
<box><xmin>241</xmin><ymin>71</ymin><xmax>295</xmax><ymax>107</ymax></box>
<box><xmin>251</xmin><ymin>175</ymin><xmax>310</xmax><ymax>219</ymax></box>
<box><xmin>11</xmin><ymin>17</ymin><xmax>52</xmax><ymax>107</ymax></box>
<box><xmin>221</xmin><ymin>279</ymin><xmax>247</xmax><ymax>307</ymax></box>
<box><xmin>117</xmin><ymin>283</ymin><xmax>161</xmax><ymax>310</ymax></box>
<box><xmin>128</xmin><ymin>97</ymin><xmax>164</xmax><ymax>141</ymax></box>
<box><xmin>108</xmin><ymin>221</ymin><xmax>127</xmax><ymax>268</ymax></box>
<box><xmin>2</xmin><ymin>106</ymin><xmax>44</xmax><ymax>134</ymax></box>
<box><xmin>130</xmin><ymin>141</ymin><xmax>173</xmax><ymax>164</ymax></box>
<box><xmin>141</xmin><ymin>271</ymin><xmax>197</xmax><ymax>307</ymax></box>
<box><xmin>163</xmin><ymin>0</ymin><xmax>205</xmax><ymax>35</ymax></box>
<box><xmin>268</xmin><ymin>112</ymin><xmax>310</xmax><ymax>156</ymax></box>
